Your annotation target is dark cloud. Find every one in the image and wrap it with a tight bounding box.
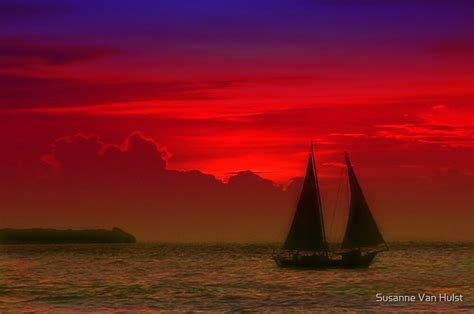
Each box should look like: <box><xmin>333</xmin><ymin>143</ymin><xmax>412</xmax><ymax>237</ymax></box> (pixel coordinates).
<box><xmin>47</xmin><ymin>132</ymin><xmax>169</xmax><ymax>179</ymax></box>
<box><xmin>0</xmin><ymin>1</ymin><xmax>68</xmax><ymax>22</ymax></box>
<box><xmin>7</xmin><ymin>132</ymin><xmax>297</xmax><ymax>242</ymax></box>
<box><xmin>0</xmin><ymin>37</ymin><xmax>118</xmax><ymax>65</ymax></box>
<box><xmin>0</xmin><ymin>74</ymin><xmax>236</xmax><ymax>109</ymax></box>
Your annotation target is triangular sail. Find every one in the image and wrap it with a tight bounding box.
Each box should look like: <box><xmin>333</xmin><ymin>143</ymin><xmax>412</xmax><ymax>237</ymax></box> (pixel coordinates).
<box><xmin>283</xmin><ymin>152</ymin><xmax>326</xmax><ymax>251</ymax></box>
<box><xmin>341</xmin><ymin>153</ymin><xmax>385</xmax><ymax>249</ymax></box>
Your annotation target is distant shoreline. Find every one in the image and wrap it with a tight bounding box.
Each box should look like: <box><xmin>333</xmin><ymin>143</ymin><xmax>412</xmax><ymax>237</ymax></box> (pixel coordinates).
<box><xmin>0</xmin><ymin>232</ymin><xmax>471</xmax><ymax>246</ymax></box>
<box><xmin>0</xmin><ymin>228</ymin><xmax>136</xmax><ymax>244</ymax></box>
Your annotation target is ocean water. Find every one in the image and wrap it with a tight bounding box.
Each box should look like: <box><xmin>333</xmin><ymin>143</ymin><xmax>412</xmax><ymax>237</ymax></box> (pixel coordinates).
<box><xmin>0</xmin><ymin>242</ymin><xmax>472</xmax><ymax>312</ymax></box>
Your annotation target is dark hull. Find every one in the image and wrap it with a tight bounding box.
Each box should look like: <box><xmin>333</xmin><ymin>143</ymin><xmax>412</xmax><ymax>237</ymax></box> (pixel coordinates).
<box><xmin>273</xmin><ymin>251</ymin><xmax>378</xmax><ymax>269</ymax></box>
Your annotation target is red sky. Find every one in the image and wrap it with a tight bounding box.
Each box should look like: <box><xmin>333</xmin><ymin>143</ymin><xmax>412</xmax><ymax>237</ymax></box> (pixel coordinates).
<box><xmin>0</xmin><ymin>0</ymin><xmax>472</xmax><ymax>242</ymax></box>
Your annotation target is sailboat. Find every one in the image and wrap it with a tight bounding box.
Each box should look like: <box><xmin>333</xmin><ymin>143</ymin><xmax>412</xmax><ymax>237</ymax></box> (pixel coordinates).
<box><xmin>273</xmin><ymin>145</ymin><xmax>388</xmax><ymax>269</ymax></box>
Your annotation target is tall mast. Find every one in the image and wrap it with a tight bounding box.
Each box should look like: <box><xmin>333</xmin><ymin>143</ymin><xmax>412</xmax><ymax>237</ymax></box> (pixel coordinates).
<box><xmin>311</xmin><ymin>141</ymin><xmax>328</xmax><ymax>252</ymax></box>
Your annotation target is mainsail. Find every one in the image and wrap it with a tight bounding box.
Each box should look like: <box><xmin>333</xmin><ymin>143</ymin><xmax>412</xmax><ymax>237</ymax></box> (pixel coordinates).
<box><xmin>341</xmin><ymin>153</ymin><xmax>386</xmax><ymax>249</ymax></box>
<box><xmin>283</xmin><ymin>150</ymin><xmax>326</xmax><ymax>251</ymax></box>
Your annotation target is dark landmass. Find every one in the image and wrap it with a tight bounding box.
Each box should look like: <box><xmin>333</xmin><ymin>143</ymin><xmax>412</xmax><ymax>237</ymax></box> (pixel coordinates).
<box><xmin>0</xmin><ymin>227</ymin><xmax>136</xmax><ymax>244</ymax></box>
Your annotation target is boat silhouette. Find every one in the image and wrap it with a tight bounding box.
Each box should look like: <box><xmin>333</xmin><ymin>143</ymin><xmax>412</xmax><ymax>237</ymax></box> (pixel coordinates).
<box><xmin>273</xmin><ymin>144</ymin><xmax>388</xmax><ymax>269</ymax></box>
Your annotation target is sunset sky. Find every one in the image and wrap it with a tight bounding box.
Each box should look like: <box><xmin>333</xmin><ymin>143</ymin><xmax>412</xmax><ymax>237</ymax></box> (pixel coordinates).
<box><xmin>0</xmin><ymin>0</ymin><xmax>472</xmax><ymax>242</ymax></box>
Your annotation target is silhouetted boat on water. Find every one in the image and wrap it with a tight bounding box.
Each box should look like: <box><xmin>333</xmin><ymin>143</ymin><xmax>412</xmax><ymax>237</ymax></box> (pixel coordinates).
<box><xmin>273</xmin><ymin>145</ymin><xmax>388</xmax><ymax>269</ymax></box>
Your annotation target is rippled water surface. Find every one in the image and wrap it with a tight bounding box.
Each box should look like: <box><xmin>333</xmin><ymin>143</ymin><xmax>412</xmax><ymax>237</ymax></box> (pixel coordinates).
<box><xmin>0</xmin><ymin>243</ymin><xmax>472</xmax><ymax>312</ymax></box>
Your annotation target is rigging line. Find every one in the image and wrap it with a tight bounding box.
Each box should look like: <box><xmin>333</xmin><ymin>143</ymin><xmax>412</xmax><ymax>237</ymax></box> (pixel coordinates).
<box><xmin>328</xmin><ymin>159</ymin><xmax>345</xmax><ymax>242</ymax></box>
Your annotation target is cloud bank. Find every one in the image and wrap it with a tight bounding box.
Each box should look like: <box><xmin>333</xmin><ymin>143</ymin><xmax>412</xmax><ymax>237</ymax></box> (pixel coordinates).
<box><xmin>2</xmin><ymin>132</ymin><xmax>300</xmax><ymax>242</ymax></box>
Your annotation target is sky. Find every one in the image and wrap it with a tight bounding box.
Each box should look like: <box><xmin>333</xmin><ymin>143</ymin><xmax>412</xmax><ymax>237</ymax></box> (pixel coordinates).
<box><xmin>0</xmin><ymin>0</ymin><xmax>472</xmax><ymax>242</ymax></box>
